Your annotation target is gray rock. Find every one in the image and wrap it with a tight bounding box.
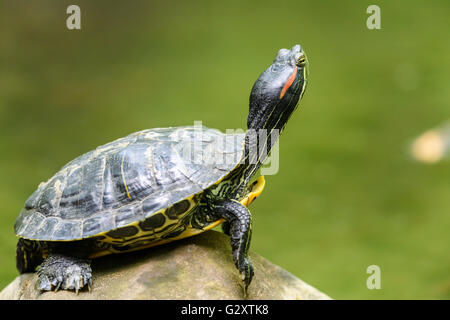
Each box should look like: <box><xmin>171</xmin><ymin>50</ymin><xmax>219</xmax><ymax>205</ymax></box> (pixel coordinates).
<box><xmin>0</xmin><ymin>231</ymin><xmax>330</xmax><ymax>300</ymax></box>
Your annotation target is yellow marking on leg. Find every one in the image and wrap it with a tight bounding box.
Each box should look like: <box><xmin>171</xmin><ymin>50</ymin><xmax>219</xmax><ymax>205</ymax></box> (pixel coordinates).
<box><xmin>121</xmin><ymin>154</ymin><xmax>132</xmax><ymax>200</ymax></box>
<box><xmin>21</xmin><ymin>248</ymin><xmax>28</xmax><ymax>270</ymax></box>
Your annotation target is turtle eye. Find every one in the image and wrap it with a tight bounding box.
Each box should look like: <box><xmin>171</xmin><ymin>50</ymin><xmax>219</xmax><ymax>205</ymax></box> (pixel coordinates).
<box><xmin>296</xmin><ymin>56</ymin><xmax>306</xmax><ymax>67</ymax></box>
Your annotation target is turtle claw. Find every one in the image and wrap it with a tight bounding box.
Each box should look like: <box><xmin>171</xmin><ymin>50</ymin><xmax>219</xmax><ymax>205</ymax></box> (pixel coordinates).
<box><xmin>75</xmin><ymin>277</ymin><xmax>84</xmax><ymax>294</ymax></box>
<box><xmin>54</xmin><ymin>281</ymin><xmax>61</xmax><ymax>292</ymax></box>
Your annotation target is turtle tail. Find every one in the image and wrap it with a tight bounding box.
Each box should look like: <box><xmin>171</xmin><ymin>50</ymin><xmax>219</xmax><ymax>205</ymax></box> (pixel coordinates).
<box><xmin>16</xmin><ymin>238</ymin><xmax>44</xmax><ymax>274</ymax></box>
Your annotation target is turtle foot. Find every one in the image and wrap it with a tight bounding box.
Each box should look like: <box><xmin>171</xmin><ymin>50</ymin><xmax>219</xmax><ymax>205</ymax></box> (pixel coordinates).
<box><xmin>37</xmin><ymin>254</ymin><xmax>92</xmax><ymax>293</ymax></box>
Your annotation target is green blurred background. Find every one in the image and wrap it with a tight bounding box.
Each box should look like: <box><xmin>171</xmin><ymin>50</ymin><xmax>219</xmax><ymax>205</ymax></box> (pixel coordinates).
<box><xmin>0</xmin><ymin>0</ymin><xmax>449</xmax><ymax>299</ymax></box>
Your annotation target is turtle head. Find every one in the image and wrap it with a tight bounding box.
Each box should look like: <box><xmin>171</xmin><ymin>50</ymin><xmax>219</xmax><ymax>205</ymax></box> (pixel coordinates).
<box><xmin>247</xmin><ymin>44</ymin><xmax>308</xmax><ymax>132</ymax></box>
<box><xmin>225</xmin><ymin>45</ymin><xmax>308</xmax><ymax>197</ymax></box>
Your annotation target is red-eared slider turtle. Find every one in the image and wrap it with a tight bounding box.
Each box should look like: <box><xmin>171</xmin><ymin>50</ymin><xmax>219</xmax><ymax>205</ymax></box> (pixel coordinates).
<box><xmin>14</xmin><ymin>45</ymin><xmax>308</xmax><ymax>294</ymax></box>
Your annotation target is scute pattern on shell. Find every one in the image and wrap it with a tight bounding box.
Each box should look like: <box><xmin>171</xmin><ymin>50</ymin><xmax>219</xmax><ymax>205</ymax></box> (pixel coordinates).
<box><xmin>15</xmin><ymin>126</ymin><xmax>245</xmax><ymax>241</ymax></box>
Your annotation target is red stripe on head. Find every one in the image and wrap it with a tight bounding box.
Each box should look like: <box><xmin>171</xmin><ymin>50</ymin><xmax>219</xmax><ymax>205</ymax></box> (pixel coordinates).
<box><xmin>280</xmin><ymin>68</ymin><xmax>297</xmax><ymax>99</ymax></box>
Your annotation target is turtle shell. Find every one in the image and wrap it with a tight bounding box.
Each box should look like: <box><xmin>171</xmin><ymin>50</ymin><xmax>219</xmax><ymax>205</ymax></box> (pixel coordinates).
<box><xmin>15</xmin><ymin>126</ymin><xmax>245</xmax><ymax>241</ymax></box>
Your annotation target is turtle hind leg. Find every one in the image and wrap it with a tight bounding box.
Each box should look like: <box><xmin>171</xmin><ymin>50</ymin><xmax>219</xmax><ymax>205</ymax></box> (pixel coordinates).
<box><xmin>37</xmin><ymin>254</ymin><xmax>92</xmax><ymax>293</ymax></box>
<box><xmin>16</xmin><ymin>238</ymin><xmax>44</xmax><ymax>274</ymax></box>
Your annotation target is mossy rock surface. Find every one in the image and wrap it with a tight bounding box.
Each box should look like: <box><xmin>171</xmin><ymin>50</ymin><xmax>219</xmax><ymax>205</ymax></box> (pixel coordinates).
<box><xmin>0</xmin><ymin>231</ymin><xmax>330</xmax><ymax>300</ymax></box>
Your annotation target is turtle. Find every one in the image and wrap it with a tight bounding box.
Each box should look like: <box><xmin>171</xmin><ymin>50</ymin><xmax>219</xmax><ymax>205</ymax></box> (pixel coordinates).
<box><xmin>14</xmin><ymin>44</ymin><xmax>308</xmax><ymax>294</ymax></box>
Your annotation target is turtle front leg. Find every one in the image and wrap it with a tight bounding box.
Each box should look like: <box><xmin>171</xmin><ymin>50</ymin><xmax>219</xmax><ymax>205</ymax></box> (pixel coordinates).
<box><xmin>37</xmin><ymin>254</ymin><xmax>92</xmax><ymax>293</ymax></box>
<box><xmin>210</xmin><ymin>199</ymin><xmax>254</xmax><ymax>295</ymax></box>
